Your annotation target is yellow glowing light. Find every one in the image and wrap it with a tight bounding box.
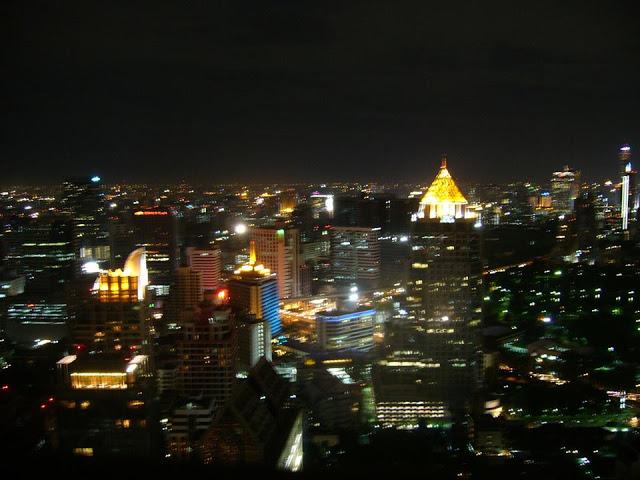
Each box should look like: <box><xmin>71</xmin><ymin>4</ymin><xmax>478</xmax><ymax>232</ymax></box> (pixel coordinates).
<box><xmin>418</xmin><ymin>156</ymin><xmax>469</xmax><ymax>220</ymax></box>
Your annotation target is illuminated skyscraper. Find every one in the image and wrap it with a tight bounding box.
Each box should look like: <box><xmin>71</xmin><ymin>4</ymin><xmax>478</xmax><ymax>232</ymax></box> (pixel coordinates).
<box><xmin>619</xmin><ymin>144</ymin><xmax>632</xmax><ymax>178</ymax></box>
<box><xmin>72</xmin><ymin>248</ymin><xmax>150</xmax><ymax>354</ymax></box>
<box><xmin>316</xmin><ymin>306</ymin><xmax>375</xmax><ymax>354</ymax></box>
<box><xmin>176</xmin><ymin>305</ymin><xmax>237</xmax><ymax>403</ymax></box>
<box><xmin>53</xmin><ymin>353</ymin><xmax>155</xmax><ymax>458</ymax></box>
<box><xmin>621</xmin><ymin>162</ymin><xmax>637</xmax><ymax>231</ymax></box>
<box><xmin>278</xmin><ymin>189</ymin><xmax>298</xmax><ymax>216</ymax></box>
<box><xmin>186</xmin><ymin>247</ymin><xmax>221</xmax><ymax>293</ymax></box>
<box><xmin>330</xmin><ymin>226</ymin><xmax>381</xmax><ymax>290</ymax></box>
<box><xmin>375</xmin><ymin>157</ymin><xmax>481</xmax><ymax>427</ymax></box>
<box><xmin>250</xmin><ymin>227</ymin><xmax>300</xmax><ymax>298</ymax></box>
<box><xmin>5</xmin><ymin>216</ymin><xmax>74</xmax><ymax>293</ymax></box>
<box><xmin>237</xmin><ymin>314</ymin><xmax>272</xmax><ymax>372</ymax></box>
<box><xmin>551</xmin><ymin>166</ymin><xmax>581</xmax><ymax>215</ymax></box>
<box><xmin>165</xmin><ymin>267</ymin><xmax>203</xmax><ymax>328</ymax></box>
<box><xmin>132</xmin><ymin>208</ymin><xmax>179</xmax><ymax>295</ymax></box>
<box><xmin>201</xmin><ymin>358</ymin><xmax>303</xmax><ymax>471</ymax></box>
<box><xmin>228</xmin><ymin>241</ymin><xmax>282</xmax><ymax>336</ymax></box>
<box><xmin>61</xmin><ymin>176</ymin><xmax>110</xmax><ymax>272</ymax></box>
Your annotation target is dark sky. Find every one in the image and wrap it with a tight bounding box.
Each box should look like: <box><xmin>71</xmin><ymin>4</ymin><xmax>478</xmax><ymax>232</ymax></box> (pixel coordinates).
<box><xmin>3</xmin><ymin>0</ymin><xmax>640</xmax><ymax>184</ymax></box>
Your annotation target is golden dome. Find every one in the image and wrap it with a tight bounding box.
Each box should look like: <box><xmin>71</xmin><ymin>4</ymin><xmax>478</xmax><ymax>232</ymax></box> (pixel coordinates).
<box><xmin>418</xmin><ymin>156</ymin><xmax>468</xmax><ymax>220</ymax></box>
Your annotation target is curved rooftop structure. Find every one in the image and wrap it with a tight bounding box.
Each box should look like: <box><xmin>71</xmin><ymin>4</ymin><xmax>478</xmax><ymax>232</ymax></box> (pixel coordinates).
<box><xmin>124</xmin><ymin>248</ymin><xmax>149</xmax><ymax>300</ymax></box>
<box><xmin>418</xmin><ymin>155</ymin><xmax>469</xmax><ymax>221</ymax></box>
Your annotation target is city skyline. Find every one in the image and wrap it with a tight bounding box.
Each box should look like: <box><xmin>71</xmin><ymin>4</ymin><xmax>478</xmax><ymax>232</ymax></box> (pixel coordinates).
<box><xmin>4</xmin><ymin>1</ymin><xmax>640</xmax><ymax>477</ymax></box>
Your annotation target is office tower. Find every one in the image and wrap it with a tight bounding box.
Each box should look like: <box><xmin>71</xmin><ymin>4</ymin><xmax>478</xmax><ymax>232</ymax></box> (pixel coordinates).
<box><xmin>5</xmin><ymin>216</ymin><xmax>74</xmax><ymax>293</ymax></box>
<box><xmin>61</xmin><ymin>177</ymin><xmax>110</xmax><ymax>271</ymax></box>
<box><xmin>316</xmin><ymin>306</ymin><xmax>376</xmax><ymax>354</ymax></box>
<box><xmin>201</xmin><ymin>358</ymin><xmax>303</xmax><ymax>471</ymax></box>
<box><xmin>237</xmin><ymin>314</ymin><xmax>272</xmax><ymax>372</ymax></box>
<box><xmin>250</xmin><ymin>227</ymin><xmax>300</xmax><ymax>298</ymax></box>
<box><xmin>164</xmin><ymin>267</ymin><xmax>202</xmax><ymax>328</ymax></box>
<box><xmin>573</xmin><ymin>193</ymin><xmax>598</xmax><ymax>261</ymax></box>
<box><xmin>53</xmin><ymin>354</ymin><xmax>155</xmax><ymax>458</ymax></box>
<box><xmin>278</xmin><ymin>189</ymin><xmax>298</xmax><ymax>216</ymax></box>
<box><xmin>132</xmin><ymin>208</ymin><xmax>179</xmax><ymax>295</ymax></box>
<box><xmin>176</xmin><ymin>305</ymin><xmax>237</xmax><ymax>403</ymax></box>
<box><xmin>619</xmin><ymin>144</ymin><xmax>632</xmax><ymax>179</ymax></box>
<box><xmin>330</xmin><ymin>226</ymin><xmax>381</xmax><ymax>290</ymax></box>
<box><xmin>333</xmin><ymin>195</ymin><xmax>415</xmax><ymax>233</ymax></box>
<box><xmin>378</xmin><ymin>233</ymin><xmax>411</xmax><ymax>287</ymax></box>
<box><xmin>621</xmin><ymin>159</ymin><xmax>637</xmax><ymax>231</ymax></box>
<box><xmin>375</xmin><ymin>157</ymin><xmax>481</xmax><ymax>427</ymax></box>
<box><xmin>165</xmin><ymin>399</ymin><xmax>215</xmax><ymax>460</ymax></box>
<box><xmin>550</xmin><ymin>166</ymin><xmax>581</xmax><ymax>215</ymax></box>
<box><xmin>228</xmin><ymin>241</ymin><xmax>282</xmax><ymax>336</ymax></box>
<box><xmin>72</xmin><ymin>248</ymin><xmax>149</xmax><ymax>354</ymax></box>
<box><xmin>298</xmin><ymin>366</ymin><xmax>362</xmax><ymax>431</ymax></box>
<box><xmin>108</xmin><ymin>216</ymin><xmax>135</xmax><ymax>267</ymax></box>
<box><xmin>309</xmin><ymin>193</ymin><xmax>334</xmax><ymax>220</ymax></box>
<box><xmin>186</xmin><ymin>247</ymin><xmax>221</xmax><ymax>293</ymax></box>
<box><xmin>4</xmin><ymin>300</ymin><xmax>69</xmax><ymax>344</ymax></box>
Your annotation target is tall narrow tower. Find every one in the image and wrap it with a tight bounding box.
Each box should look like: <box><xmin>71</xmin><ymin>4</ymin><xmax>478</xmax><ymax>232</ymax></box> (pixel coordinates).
<box><xmin>374</xmin><ymin>156</ymin><xmax>481</xmax><ymax>427</ymax></box>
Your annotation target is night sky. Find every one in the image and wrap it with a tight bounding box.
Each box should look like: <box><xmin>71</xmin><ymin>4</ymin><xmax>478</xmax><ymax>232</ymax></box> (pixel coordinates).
<box><xmin>3</xmin><ymin>1</ymin><xmax>640</xmax><ymax>184</ymax></box>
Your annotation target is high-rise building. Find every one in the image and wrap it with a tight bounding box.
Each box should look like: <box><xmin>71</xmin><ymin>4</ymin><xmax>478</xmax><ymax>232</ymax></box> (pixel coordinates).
<box><xmin>61</xmin><ymin>177</ymin><xmax>110</xmax><ymax>272</ymax></box>
<box><xmin>165</xmin><ymin>399</ymin><xmax>215</xmax><ymax>460</ymax></box>
<box><xmin>316</xmin><ymin>306</ymin><xmax>376</xmax><ymax>354</ymax></box>
<box><xmin>164</xmin><ymin>267</ymin><xmax>203</xmax><ymax>328</ymax></box>
<box><xmin>619</xmin><ymin>144</ymin><xmax>632</xmax><ymax>179</ymax></box>
<box><xmin>237</xmin><ymin>314</ymin><xmax>272</xmax><ymax>372</ymax></box>
<box><xmin>53</xmin><ymin>353</ymin><xmax>155</xmax><ymax>458</ymax></box>
<box><xmin>186</xmin><ymin>247</ymin><xmax>221</xmax><ymax>293</ymax></box>
<box><xmin>72</xmin><ymin>248</ymin><xmax>149</xmax><ymax>354</ymax></box>
<box><xmin>278</xmin><ymin>189</ymin><xmax>298</xmax><ymax>216</ymax></box>
<box><xmin>375</xmin><ymin>158</ymin><xmax>481</xmax><ymax>427</ymax></box>
<box><xmin>551</xmin><ymin>166</ymin><xmax>581</xmax><ymax>215</ymax></box>
<box><xmin>5</xmin><ymin>216</ymin><xmax>75</xmax><ymax>293</ymax></box>
<box><xmin>378</xmin><ymin>234</ymin><xmax>411</xmax><ymax>287</ymax></box>
<box><xmin>132</xmin><ymin>208</ymin><xmax>179</xmax><ymax>295</ymax></box>
<box><xmin>176</xmin><ymin>305</ymin><xmax>237</xmax><ymax>403</ymax></box>
<box><xmin>250</xmin><ymin>227</ymin><xmax>300</xmax><ymax>298</ymax></box>
<box><xmin>621</xmin><ymin>164</ymin><xmax>637</xmax><ymax>231</ymax></box>
<box><xmin>228</xmin><ymin>241</ymin><xmax>282</xmax><ymax>336</ymax></box>
<box><xmin>201</xmin><ymin>358</ymin><xmax>303</xmax><ymax>471</ymax></box>
<box><xmin>619</xmin><ymin>146</ymin><xmax>637</xmax><ymax>231</ymax></box>
<box><xmin>330</xmin><ymin>226</ymin><xmax>381</xmax><ymax>290</ymax></box>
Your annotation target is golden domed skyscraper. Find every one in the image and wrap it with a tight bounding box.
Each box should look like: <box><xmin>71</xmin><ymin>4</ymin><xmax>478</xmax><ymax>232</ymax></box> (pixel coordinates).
<box><xmin>417</xmin><ymin>155</ymin><xmax>470</xmax><ymax>221</ymax></box>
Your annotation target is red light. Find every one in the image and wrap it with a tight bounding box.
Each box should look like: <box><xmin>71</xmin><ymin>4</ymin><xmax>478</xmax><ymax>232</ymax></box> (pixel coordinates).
<box><xmin>40</xmin><ymin>404</ymin><xmax>47</xmax><ymax>409</ymax></box>
<box><xmin>217</xmin><ymin>289</ymin><xmax>228</xmax><ymax>300</ymax></box>
<box><xmin>48</xmin><ymin>397</ymin><xmax>54</xmax><ymax>402</ymax></box>
<box><xmin>1</xmin><ymin>385</ymin><xmax>9</xmax><ymax>391</ymax></box>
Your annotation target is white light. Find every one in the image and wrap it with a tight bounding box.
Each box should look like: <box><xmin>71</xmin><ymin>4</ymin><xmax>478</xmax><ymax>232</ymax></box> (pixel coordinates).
<box><xmin>325</xmin><ymin>195</ymin><xmax>334</xmax><ymax>213</ymax></box>
<box><xmin>350</xmin><ymin>286</ymin><xmax>358</xmax><ymax>293</ymax></box>
<box><xmin>91</xmin><ymin>176</ymin><xmax>101</xmax><ymax>182</ymax></box>
<box><xmin>82</xmin><ymin>261</ymin><xmax>101</xmax><ymax>274</ymax></box>
<box><xmin>234</xmin><ymin>224</ymin><xmax>247</xmax><ymax>235</ymax></box>
<box><xmin>348</xmin><ymin>293</ymin><xmax>358</xmax><ymax>302</ymax></box>
<box><xmin>541</xmin><ymin>316</ymin><xmax>552</xmax><ymax>323</ymax></box>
